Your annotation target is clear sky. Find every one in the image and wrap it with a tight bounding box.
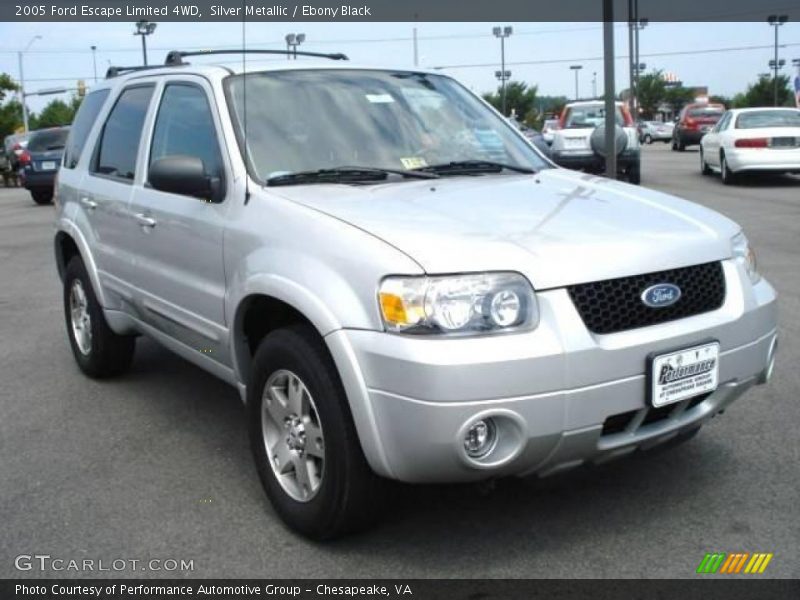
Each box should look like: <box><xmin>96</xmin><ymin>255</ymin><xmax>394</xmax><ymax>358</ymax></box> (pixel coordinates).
<box><xmin>0</xmin><ymin>20</ymin><xmax>798</xmax><ymax>112</ymax></box>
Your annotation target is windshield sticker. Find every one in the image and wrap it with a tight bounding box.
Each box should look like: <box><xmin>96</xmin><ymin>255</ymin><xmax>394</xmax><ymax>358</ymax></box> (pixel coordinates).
<box><xmin>366</xmin><ymin>94</ymin><xmax>395</xmax><ymax>103</ymax></box>
<box><xmin>400</xmin><ymin>157</ymin><xmax>428</xmax><ymax>170</ymax></box>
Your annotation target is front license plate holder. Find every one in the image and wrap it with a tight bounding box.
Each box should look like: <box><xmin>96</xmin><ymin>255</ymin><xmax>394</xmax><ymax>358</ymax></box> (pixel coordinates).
<box><xmin>648</xmin><ymin>341</ymin><xmax>720</xmax><ymax>408</ymax></box>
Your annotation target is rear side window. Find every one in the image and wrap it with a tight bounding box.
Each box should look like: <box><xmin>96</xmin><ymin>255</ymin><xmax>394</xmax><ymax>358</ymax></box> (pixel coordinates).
<box><xmin>28</xmin><ymin>128</ymin><xmax>69</xmax><ymax>152</ymax></box>
<box><xmin>149</xmin><ymin>84</ymin><xmax>223</xmax><ymax>179</ymax></box>
<box><xmin>92</xmin><ymin>85</ymin><xmax>154</xmax><ymax>181</ymax></box>
<box><xmin>63</xmin><ymin>89</ymin><xmax>109</xmax><ymax>169</ymax></box>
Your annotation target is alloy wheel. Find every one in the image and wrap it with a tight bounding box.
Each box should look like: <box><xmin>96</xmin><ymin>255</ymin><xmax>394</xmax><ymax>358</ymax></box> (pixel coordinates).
<box><xmin>261</xmin><ymin>369</ymin><xmax>325</xmax><ymax>502</ymax></box>
<box><xmin>69</xmin><ymin>279</ymin><xmax>92</xmax><ymax>355</ymax></box>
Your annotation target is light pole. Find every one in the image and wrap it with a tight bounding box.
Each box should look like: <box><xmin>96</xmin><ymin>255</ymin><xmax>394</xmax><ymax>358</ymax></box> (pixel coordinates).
<box><xmin>133</xmin><ymin>20</ymin><xmax>157</xmax><ymax>66</ymax></box>
<box><xmin>18</xmin><ymin>35</ymin><xmax>42</xmax><ymax>133</ymax></box>
<box><xmin>492</xmin><ymin>26</ymin><xmax>513</xmax><ymax>116</ymax></box>
<box><xmin>592</xmin><ymin>71</ymin><xmax>597</xmax><ymax>98</ymax></box>
<box><xmin>90</xmin><ymin>45</ymin><xmax>97</xmax><ymax>82</ymax></box>
<box><xmin>570</xmin><ymin>65</ymin><xmax>583</xmax><ymax>100</ymax></box>
<box><xmin>631</xmin><ymin>15</ymin><xmax>648</xmax><ymax>114</ymax></box>
<box><xmin>767</xmin><ymin>15</ymin><xmax>788</xmax><ymax>106</ymax></box>
<box><xmin>495</xmin><ymin>69</ymin><xmax>511</xmax><ymax>113</ymax></box>
<box><xmin>793</xmin><ymin>59</ymin><xmax>800</xmax><ymax>108</ymax></box>
<box><xmin>285</xmin><ymin>33</ymin><xmax>306</xmax><ymax>59</ymax></box>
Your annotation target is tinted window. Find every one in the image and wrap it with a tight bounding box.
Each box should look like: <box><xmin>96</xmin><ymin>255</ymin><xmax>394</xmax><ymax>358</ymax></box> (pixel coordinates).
<box><xmin>28</xmin><ymin>128</ymin><xmax>69</xmax><ymax>152</ymax></box>
<box><xmin>64</xmin><ymin>89</ymin><xmax>109</xmax><ymax>169</ymax></box>
<box><xmin>687</xmin><ymin>107</ymin><xmax>724</xmax><ymax>119</ymax></box>
<box><xmin>150</xmin><ymin>84</ymin><xmax>222</xmax><ymax>179</ymax></box>
<box><xmin>93</xmin><ymin>85</ymin><xmax>154</xmax><ymax>180</ymax></box>
<box><xmin>736</xmin><ymin>110</ymin><xmax>800</xmax><ymax>129</ymax></box>
<box><xmin>564</xmin><ymin>104</ymin><xmax>625</xmax><ymax>128</ymax></box>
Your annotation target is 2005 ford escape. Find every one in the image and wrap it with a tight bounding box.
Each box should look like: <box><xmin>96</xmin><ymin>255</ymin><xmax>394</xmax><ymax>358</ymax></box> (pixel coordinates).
<box><xmin>54</xmin><ymin>50</ymin><xmax>778</xmax><ymax>539</ymax></box>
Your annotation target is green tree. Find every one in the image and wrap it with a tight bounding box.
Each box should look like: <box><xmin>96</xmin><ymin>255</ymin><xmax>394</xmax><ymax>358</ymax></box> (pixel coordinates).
<box><xmin>33</xmin><ymin>96</ymin><xmax>81</xmax><ymax>128</ymax></box>
<box><xmin>0</xmin><ymin>73</ymin><xmax>22</xmax><ymax>138</ymax></box>
<box><xmin>636</xmin><ymin>71</ymin><xmax>667</xmax><ymax>119</ymax></box>
<box><xmin>731</xmin><ymin>74</ymin><xmax>792</xmax><ymax>108</ymax></box>
<box><xmin>664</xmin><ymin>85</ymin><xmax>696</xmax><ymax>113</ymax></box>
<box><xmin>483</xmin><ymin>81</ymin><xmax>538</xmax><ymax>123</ymax></box>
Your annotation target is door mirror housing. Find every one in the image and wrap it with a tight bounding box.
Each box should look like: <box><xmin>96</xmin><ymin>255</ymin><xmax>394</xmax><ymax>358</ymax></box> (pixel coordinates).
<box><xmin>149</xmin><ymin>155</ymin><xmax>222</xmax><ymax>202</ymax></box>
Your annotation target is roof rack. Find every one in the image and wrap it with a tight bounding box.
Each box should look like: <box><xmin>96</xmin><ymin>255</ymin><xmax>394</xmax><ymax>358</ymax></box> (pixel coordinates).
<box><xmin>164</xmin><ymin>49</ymin><xmax>349</xmax><ymax>66</ymax></box>
<box><xmin>105</xmin><ymin>64</ymin><xmax>168</xmax><ymax>78</ymax></box>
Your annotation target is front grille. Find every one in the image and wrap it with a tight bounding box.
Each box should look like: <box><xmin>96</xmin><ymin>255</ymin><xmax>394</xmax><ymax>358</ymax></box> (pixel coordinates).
<box><xmin>567</xmin><ymin>262</ymin><xmax>725</xmax><ymax>335</ymax></box>
<box><xmin>601</xmin><ymin>392</ymin><xmax>713</xmax><ymax>436</ymax></box>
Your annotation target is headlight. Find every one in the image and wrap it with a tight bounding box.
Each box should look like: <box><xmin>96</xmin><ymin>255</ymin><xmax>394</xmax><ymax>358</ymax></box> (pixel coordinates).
<box><xmin>732</xmin><ymin>232</ymin><xmax>760</xmax><ymax>284</ymax></box>
<box><xmin>378</xmin><ymin>272</ymin><xmax>538</xmax><ymax>335</ymax></box>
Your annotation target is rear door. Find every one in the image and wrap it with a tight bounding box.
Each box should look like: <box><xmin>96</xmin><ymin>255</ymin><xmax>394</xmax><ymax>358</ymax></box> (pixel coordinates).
<box><xmin>127</xmin><ymin>76</ymin><xmax>231</xmax><ymax>363</ymax></box>
<box><xmin>84</xmin><ymin>84</ymin><xmax>156</xmax><ymax>302</ymax></box>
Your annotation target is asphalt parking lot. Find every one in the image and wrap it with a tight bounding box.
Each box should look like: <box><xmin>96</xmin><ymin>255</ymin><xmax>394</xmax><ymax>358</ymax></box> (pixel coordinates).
<box><xmin>1</xmin><ymin>143</ymin><xmax>798</xmax><ymax>579</ymax></box>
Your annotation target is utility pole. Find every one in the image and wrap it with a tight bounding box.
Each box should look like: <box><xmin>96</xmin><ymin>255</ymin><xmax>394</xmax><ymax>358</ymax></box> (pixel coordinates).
<box><xmin>628</xmin><ymin>0</ymin><xmax>635</xmax><ymax>113</ymax></box>
<box><xmin>413</xmin><ymin>27</ymin><xmax>418</xmax><ymax>67</ymax></box>
<box><xmin>18</xmin><ymin>35</ymin><xmax>42</xmax><ymax>133</ymax></box>
<box><xmin>493</xmin><ymin>26</ymin><xmax>513</xmax><ymax>116</ymax></box>
<box><xmin>631</xmin><ymin>11</ymin><xmax>648</xmax><ymax>118</ymax></box>
<box><xmin>603</xmin><ymin>0</ymin><xmax>617</xmax><ymax>179</ymax></box>
<box><xmin>768</xmin><ymin>15</ymin><xmax>788</xmax><ymax>106</ymax></box>
<box><xmin>91</xmin><ymin>45</ymin><xmax>97</xmax><ymax>82</ymax></box>
<box><xmin>592</xmin><ymin>71</ymin><xmax>597</xmax><ymax>98</ymax></box>
<box><xmin>570</xmin><ymin>65</ymin><xmax>582</xmax><ymax>100</ymax></box>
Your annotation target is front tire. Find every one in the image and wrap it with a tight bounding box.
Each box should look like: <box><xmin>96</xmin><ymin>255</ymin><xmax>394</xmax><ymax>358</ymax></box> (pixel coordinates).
<box><xmin>700</xmin><ymin>148</ymin><xmax>712</xmax><ymax>175</ymax></box>
<box><xmin>63</xmin><ymin>257</ymin><xmax>135</xmax><ymax>377</ymax></box>
<box><xmin>248</xmin><ymin>325</ymin><xmax>384</xmax><ymax>540</ymax></box>
<box><xmin>720</xmin><ymin>152</ymin><xmax>736</xmax><ymax>185</ymax></box>
<box><xmin>627</xmin><ymin>161</ymin><xmax>641</xmax><ymax>185</ymax></box>
<box><xmin>643</xmin><ymin>134</ymin><xmax>653</xmax><ymax>144</ymax></box>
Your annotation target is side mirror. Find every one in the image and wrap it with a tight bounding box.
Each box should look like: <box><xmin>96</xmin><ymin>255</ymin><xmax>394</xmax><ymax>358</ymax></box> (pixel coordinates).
<box><xmin>149</xmin><ymin>155</ymin><xmax>221</xmax><ymax>201</ymax></box>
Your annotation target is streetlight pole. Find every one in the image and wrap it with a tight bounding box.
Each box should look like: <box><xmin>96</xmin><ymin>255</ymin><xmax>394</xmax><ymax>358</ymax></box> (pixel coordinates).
<box><xmin>768</xmin><ymin>15</ymin><xmax>788</xmax><ymax>106</ymax></box>
<box><xmin>285</xmin><ymin>33</ymin><xmax>306</xmax><ymax>59</ymax></box>
<box><xmin>592</xmin><ymin>71</ymin><xmax>597</xmax><ymax>98</ymax></box>
<box><xmin>603</xmin><ymin>0</ymin><xmax>617</xmax><ymax>179</ymax></box>
<box><xmin>631</xmin><ymin>14</ymin><xmax>648</xmax><ymax>115</ymax></box>
<box><xmin>18</xmin><ymin>35</ymin><xmax>42</xmax><ymax>133</ymax></box>
<box><xmin>492</xmin><ymin>26</ymin><xmax>513</xmax><ymax>116</ymax></box>
<box><xmin>90</xmin><ymin>45</ymin><xmax>97</xmax><ymax>82</ymax></box>
<box><xmin>628</xmin><ymin>0</ymin><xmax>635</xmax><ymax>112</ymax></box>
<box><xmin>133</xmin><ymin>20</ymin><xmax>157</xmax><ymax>66</ymax></box>
<box><xmin>570</xmin><ymin>65</ymin><xmax>583</xmax><ymax>100</ymax></box>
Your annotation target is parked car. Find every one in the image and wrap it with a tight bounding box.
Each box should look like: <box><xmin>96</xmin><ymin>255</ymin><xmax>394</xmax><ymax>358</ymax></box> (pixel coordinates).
<box><xmin>2</xmin><ymin>132</ymin><xmax>30</xmax><ymax>187</ymax></box>
<box><xmin>541</xmin><ymin>118</ymin><xmax>560</xmax><ymax>144</ymax></box>
<box><xmin>672</xmin><ymin>103</ymin><xmax>725</xmax><ymax>151</ymax></box>
<box><xmin>550</xmin><ymin>101</ymin><xmax>641</xmax><ymax>183</ymax></box>
<box><xmin>509</xmin><ymin>119</ymin><xmax>552</xmax><ymax>158</ymax></box>
<box><xmin>639</xmin><ymin>120</ymin><xmax>674</xmax><ymax>144</ymax></box>
<box><xmin>700</xmin><ymin>107</ymin><xmax>800</xmax><ymax>184</ymax></box>
<box><xmin>21</xmin><ymin>126</ymin><xmax>70</xmax><ymax>204</ymax></box>
<box><xmin>55</xmin><ymin>55</ymin><xmax>777</xmax><ymax>539</ymax></box>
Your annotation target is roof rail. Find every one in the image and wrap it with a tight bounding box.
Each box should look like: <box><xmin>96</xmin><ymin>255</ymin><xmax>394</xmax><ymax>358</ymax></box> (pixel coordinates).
<box><xmin>105</xmin><ymin>64</ymin><xmax>169</xmax><ymax>78</ymax></box>
<box><xmin>164</xmin><ymin>49</ymin><xmax>349</xmax><ymax>66</ymax></box>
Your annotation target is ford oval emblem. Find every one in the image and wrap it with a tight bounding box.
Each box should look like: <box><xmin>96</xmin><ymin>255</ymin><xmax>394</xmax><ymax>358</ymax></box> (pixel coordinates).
<box><xmin>641</xmin><ymin>283</ymin><xmax>682</xmax><ymax>308</ymax></box>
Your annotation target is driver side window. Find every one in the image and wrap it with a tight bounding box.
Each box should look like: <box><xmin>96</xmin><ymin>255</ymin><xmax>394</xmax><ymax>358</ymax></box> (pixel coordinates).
<box><xmin>149</xmin><ymin>83</ymin><xmax>223</xmax><ymax>190</ymax></box>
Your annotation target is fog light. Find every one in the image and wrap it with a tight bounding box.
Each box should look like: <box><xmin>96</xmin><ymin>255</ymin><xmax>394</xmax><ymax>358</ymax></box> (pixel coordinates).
<box><xmin>464</xmin><ymin>419</ymin><xmax>497</xmax><ymax>458</ymax></box>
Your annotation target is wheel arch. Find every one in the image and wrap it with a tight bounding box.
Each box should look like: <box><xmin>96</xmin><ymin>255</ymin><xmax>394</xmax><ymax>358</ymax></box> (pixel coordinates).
<box><xmin>53</xmin><ymin>224</ymin><xmax>108</xmax><ymax>307</ymax></box>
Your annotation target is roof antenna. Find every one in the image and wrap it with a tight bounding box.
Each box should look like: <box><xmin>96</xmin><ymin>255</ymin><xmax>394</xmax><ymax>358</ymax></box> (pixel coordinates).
<box><xmin>242</xmin><ymin>4</ymin><xmax>251</xmax><ymax>206</ymax></box>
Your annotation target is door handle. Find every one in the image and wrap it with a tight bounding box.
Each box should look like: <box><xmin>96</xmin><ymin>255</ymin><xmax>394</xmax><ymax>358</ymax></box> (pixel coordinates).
<box><xmin>134</xmin><ymin>213</ymin><xmax>157</xmax><ymax>228</ymax></box>
<box><xmin>80</xmin><ymin>197</ymin><xmax>97</xmax><ymax>210</ymax></box>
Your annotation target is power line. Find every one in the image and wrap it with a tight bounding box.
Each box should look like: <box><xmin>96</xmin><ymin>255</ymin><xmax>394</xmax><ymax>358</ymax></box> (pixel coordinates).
<box><xmin>432</xmin><ymin>42</ymin><xmax>800</xmax><ymax>70</ymax></box>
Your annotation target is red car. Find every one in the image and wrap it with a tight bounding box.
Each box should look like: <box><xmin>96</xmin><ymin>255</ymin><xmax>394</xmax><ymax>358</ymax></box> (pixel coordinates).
<box><xmin>672</xmin><ymin>103</ymin><xmax>725</xmax><ymax>151</ymax></box>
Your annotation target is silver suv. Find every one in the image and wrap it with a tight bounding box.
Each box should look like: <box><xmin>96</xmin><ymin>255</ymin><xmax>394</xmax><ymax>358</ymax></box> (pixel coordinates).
<box><xmin>54</xmin><ymin>51</ymin><xmax>778</xmax><ymax>539</ymax></box>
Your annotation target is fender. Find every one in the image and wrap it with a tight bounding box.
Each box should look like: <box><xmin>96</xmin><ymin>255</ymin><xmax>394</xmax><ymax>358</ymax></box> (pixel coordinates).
<box><xmin>54</xmin><ymin>218</ymin><xmax>113</xmax><ymax>309</ymax></box>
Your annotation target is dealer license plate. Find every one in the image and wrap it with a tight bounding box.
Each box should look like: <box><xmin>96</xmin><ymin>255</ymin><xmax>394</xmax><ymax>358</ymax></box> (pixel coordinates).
<box><xmin>649</xmin><ymin>342</ymin><xmax>719</xmax><ymax>408</ymax></box>
<box><xmin>41</xmin><ymin>161</ymin><xmax>57</xmax><ymax>171</ymax></box>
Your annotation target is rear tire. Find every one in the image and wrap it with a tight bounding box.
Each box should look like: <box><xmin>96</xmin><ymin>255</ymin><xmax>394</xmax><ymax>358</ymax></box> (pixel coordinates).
<box><xmin>248</xmin><ymin>324</ymin><xmax>385</xmax><ymax>540</ymax></box>
<box><xmin>63</xmin><ymin>257</ymin><xmax>135</xmax><ymax>378</ymax></box>
<box><xmin>643</xmin><ymin>134</ymin><xmax>653</xmax><ymax>144</ymax></box>
<box><xmin>627</xmin><ymin>161</ymin><xmax>641</xmax><ymax>185</ymax></box>
<box><xmin>32</xmin><ymin>190</ymin><xmax>53</xmax><ymax>205</ymax></box>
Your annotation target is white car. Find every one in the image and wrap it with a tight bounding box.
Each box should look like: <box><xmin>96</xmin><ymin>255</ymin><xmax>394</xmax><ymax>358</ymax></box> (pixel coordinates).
<box><xmin>700</xmin><ymin>107</ymin><xmax>800</xmax><ymax>184</ymax></box>
<box><xmin>550</xmin><ymin>101</ymin><xmax>641</xmax><ymax>183</ymax></box>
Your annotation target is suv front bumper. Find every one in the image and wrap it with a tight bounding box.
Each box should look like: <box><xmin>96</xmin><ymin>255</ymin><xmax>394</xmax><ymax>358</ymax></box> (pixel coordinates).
<box><xmin>327</xmin><ymin>261</ymin><xmax>777</xmax><ymax>483</ymax></box>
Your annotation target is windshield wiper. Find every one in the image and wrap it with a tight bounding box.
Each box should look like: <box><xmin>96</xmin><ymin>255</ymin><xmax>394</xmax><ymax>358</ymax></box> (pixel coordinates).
<box><xmin>414</xmin><ymin>160</ymin><xmax>536</xmax><ymax>176</ymax></box>
<box><xmin>266</xmin><ymin>166</ymin><xmax>439</xmax><ymax>186</ymax></box>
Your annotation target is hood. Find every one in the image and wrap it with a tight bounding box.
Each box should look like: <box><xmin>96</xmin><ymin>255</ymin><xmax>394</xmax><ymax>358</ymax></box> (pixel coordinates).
<box><xmin>269</xmin><ymin>168</ymin><xmax>739</xmax><ymax>289</ymax></box>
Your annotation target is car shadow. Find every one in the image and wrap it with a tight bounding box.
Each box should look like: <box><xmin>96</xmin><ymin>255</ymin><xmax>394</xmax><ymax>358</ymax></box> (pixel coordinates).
<box><xmin>119</xmin><ymin>338</ymin><xmax>730</xmax><ymax>568</ymax></box>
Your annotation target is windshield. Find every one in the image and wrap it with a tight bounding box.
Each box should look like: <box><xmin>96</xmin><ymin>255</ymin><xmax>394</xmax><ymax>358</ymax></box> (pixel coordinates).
<box><xmin>224</xmin><ymin>69</ymin><xmax>549</xmax><ymax>182</ymax></box>
<box><xmin>563</xmin><ymin>105</ymin><xmax>624</xmax><ymax>129</ymax></box>
<box><xmin>735</xmin><ymin>110</ymin><xmax>800</xmax><ymax>129</ymax></box>
<box><xmin>28</xmin><ymin>128</ymin><xmax>69</xmax><ymax>152</ymax></box>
